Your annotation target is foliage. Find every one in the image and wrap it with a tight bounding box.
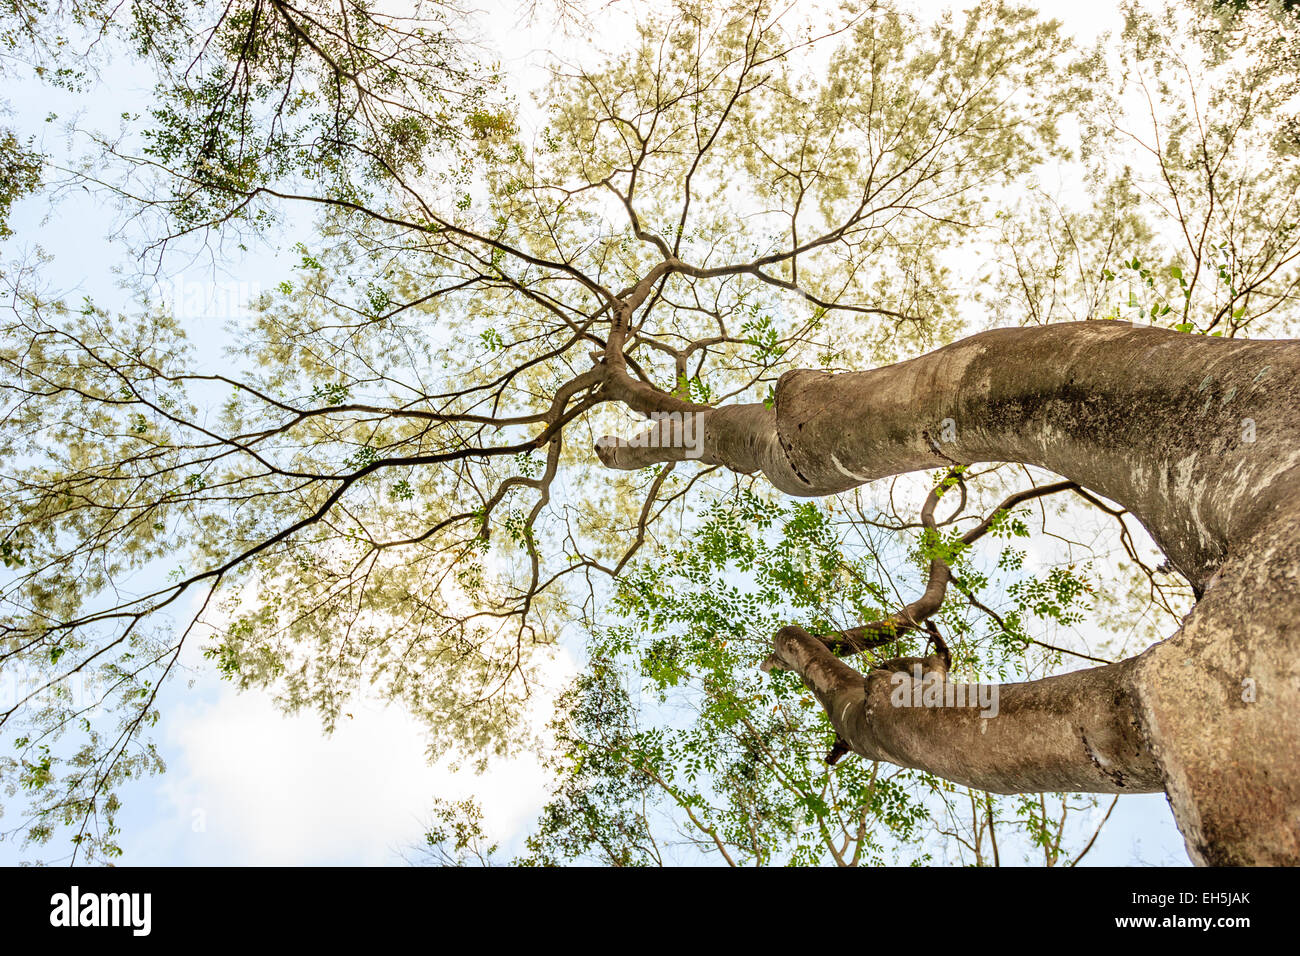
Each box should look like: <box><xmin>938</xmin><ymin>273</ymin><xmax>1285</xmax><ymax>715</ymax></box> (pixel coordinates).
<box><xmin>0</xmin><ymin>0</ymin><xmax>1286</xmax><ymax>863</ymax></box>
<box><xmin>423</xmin><ymin>487</ymin><xmax>1125</xmax><ymax>866</ymax></box>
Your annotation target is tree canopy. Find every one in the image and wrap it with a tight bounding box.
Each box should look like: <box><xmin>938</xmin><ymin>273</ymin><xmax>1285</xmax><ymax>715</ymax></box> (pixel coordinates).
<box><xmin>2</xmin><ymin>0</ymin><xmax>1299</xmax><ymax>864</ymax></box>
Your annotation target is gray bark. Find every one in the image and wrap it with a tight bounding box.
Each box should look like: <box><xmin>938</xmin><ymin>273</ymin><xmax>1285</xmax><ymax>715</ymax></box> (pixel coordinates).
<box><xmin>598</xmin><ymin>320</ymin><xmax>1300</xmax><ymax>865</ymax></box>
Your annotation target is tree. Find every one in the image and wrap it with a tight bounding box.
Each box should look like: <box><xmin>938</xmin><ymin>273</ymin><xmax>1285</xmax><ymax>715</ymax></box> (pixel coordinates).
<box><xmin>422</xmin><ymin>489</ymin><xmax>1126</xmax><ymax>867</ymax></box>
<box><xmin>2</xmin><ymin>0</ymin><xmax>1298</xmax><ymax>864</ymax></box>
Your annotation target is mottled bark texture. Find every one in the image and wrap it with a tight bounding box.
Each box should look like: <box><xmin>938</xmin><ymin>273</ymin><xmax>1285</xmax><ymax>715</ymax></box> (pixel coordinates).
<box><xmin>598</xmin><ymin>320</ymin><xmax>1300</xmax><ymax>865</ymax></box>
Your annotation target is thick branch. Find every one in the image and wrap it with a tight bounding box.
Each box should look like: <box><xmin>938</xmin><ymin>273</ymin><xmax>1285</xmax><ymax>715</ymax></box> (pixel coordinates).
<box><xmin>766</xmin><ymin>625</ymin><xmax>1163</xmax><ymax>795</ymax></box>
<box><xmin>599</xmin><ymin>320</ymin><xmax>1300</xmax><ymax>591</ymax></box>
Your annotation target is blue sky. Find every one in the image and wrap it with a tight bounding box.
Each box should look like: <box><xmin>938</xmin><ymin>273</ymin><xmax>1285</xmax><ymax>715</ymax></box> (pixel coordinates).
<box><xmin>0</xmin><ymin>0</ymin><xmax>1192</xmax><ymax>866</ymax></box>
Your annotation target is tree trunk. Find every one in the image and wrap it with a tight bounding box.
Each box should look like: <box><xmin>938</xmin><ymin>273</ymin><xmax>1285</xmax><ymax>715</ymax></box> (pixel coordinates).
<box><xmin>598</xmin><ymin>320</ymin><xmax>1300</xmax><ymax>865</ymax></box>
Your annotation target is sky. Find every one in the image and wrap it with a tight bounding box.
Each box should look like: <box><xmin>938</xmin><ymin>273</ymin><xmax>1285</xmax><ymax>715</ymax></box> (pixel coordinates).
<box><xmin>0</xmin><ymin>0</ymin><xmax>1192</xmax><ymax>866</ymax></box>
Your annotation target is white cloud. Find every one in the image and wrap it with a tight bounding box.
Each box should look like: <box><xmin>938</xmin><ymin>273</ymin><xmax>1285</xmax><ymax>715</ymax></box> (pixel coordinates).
<box><xmin>122</xmin><ymin>642</ymin><xmax>577</xmax><ymax>866</ymax></box>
